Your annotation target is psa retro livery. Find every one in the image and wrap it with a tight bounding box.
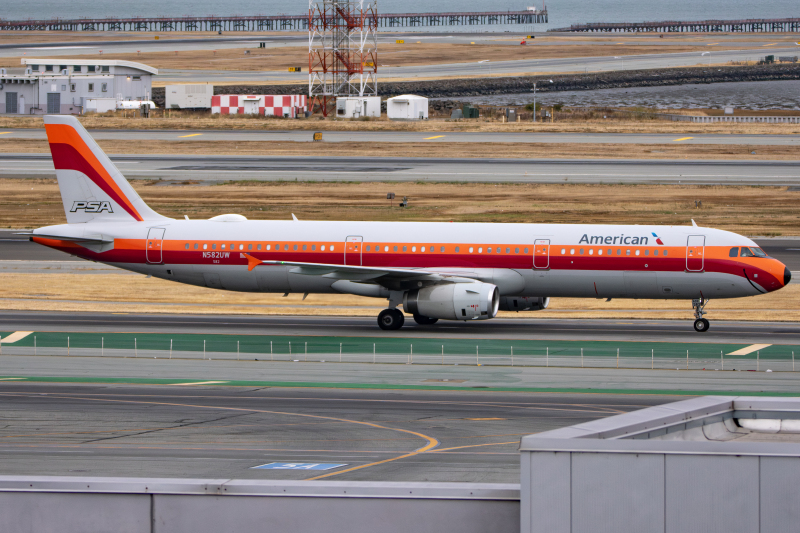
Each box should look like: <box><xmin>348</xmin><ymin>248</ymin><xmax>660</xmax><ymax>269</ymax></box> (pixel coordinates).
<box><xmin>28</xmin><ymin>116</ymin><xmax>790</xmax><ymax>331</ymax></box>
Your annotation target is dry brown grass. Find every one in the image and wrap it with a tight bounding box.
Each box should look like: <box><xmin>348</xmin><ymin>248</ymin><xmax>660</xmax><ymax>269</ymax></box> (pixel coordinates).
<box><xmin>4</xmin><ymin>178</ymin><xmax>800</xmax><ymax>236</ymax></box>
<box><xmin>1</xmin><ymin>114</ymin><xmax>798</xmax><ymax>135</ymax></box>
<box><xmin>1</xmin><ymin>137</ymin><xmax>797</xmax><ymax>161</ymax></box>
<box><xmin>2</xmin><ymin>272</ymin><xmax>798</xmax><ymax>320</ymax></box>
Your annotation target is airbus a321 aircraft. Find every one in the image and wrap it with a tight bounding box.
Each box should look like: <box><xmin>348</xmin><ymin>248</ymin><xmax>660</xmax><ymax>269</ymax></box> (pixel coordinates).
<box><xmin>28</xmin><ymin>116</ymin><xmax>790</xmax><ymax>332</ymax></box>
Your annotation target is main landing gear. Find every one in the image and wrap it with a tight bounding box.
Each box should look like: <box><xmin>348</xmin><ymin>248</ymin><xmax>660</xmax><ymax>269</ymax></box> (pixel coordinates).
<box><xmin>692</xmin><ymin>298</ymin><xmax>710</xmax><ymax>332</ymax></box>
<box><xmin>378</xmin><ymin>308</ymin><xmax>405</xmax><ymax>330</ymax></box>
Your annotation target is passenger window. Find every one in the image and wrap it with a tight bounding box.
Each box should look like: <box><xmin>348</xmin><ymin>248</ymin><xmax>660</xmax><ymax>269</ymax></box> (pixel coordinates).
<box><xmin>248</xmin><ymin>244</ymin><xmax>253</xmax><ymax>250</ymax></box>
<box><xmin>644</xmin><ymin>249</ymin><xmax>649</xmax><ymax>256</ymax></box>
<box><xmin>561</xmin><ymin>248</ymin><xmax>566</xmax><ymax>254</ymax></box>
<box><xmin>320</xmin><ymin>245</ymin><xmax>325</xmax><ymax>251</ymax></box>
<box><xmin>455</xmin><ymin>247</ymin><xmax>460</xmax><ymax>253</ymax></box>
<box><xmin>487</xmin><ymin>247</ymin><xmax>492</xmax><ymax>254</ymax></box>
<box><xmin>469</xmin><ymin>247</ymin><xmax>474</xmax><ymax>253</ymax></box>
<box><xmin>635</xmin><ymin>250</ymin><xmax>640</xmax><ymax>256</ymax></box>
<box><xmin>257</xmin><ymin>244</ymin><xmax>262</xmax><ymax>250</ymax></box>
<box><xmin>524</xmin><ymin>248</ymin><xmax>529</xmax><ymax>253</ymax></box>
<box><xmin>579</xmin><ymin>248</ymin><xmax>584</xmax><ymax>255</ymax></box>
<box><xmin>366</xmin><ymin>245</ymin><xmax>370</xmax><ymax>251</ymax></box>
<box><xmin>212</xmin><ymin>244</ymin><xmax>217</xmax><ymax>250</ymax></box>
<box><xmin>412</xmin><ymin>246</ymin><xmax>417</xmax><ymax>252</ymax></box>
<box><xmin>626</xmin><ymin>249</ymin><xmax>631</xmax><ymax>256</ymax></box>
<box><xmin>729</xmin><ymin>247</ymin><xmax>739</xmax><ymax>257</ymax></box>
<box><xmin>515</xmin><ymin>247</ymin><xmax>519</xmax><ymax>254</ymax></box>
<box><xmin>441</xmin><ymin>246</ymin><xmax>445</xmax><ymax>252</ymax></box>
<box><xmin>203</xmin><ymin>244</ymin><xmax>207</xmax><ymax>250</ymax></box>
<box><xmin>570</xmin><ymin>249</ymin><xmax>575</xmax><ymax>255</ymax></box>
<box><xmin>607</xmin><ymin>249</ymin><xmax>612</xmax><ymax>255</ymax></box>
<box><xmin>617</xmin><ymin>249</ymin><xmax>621</xmax><ymax>255</ymax></box>
<box><xmin>506</xmin><ymin>247</ymin><xmax>511</xmax><ymax>254</ymax></box>
<box><xmin>403</xmin><ymin>246</ymin><xmax>407</xmax><ymax>252</ymax></box>
<box><xmin>385</xmin><ymin>246</ymin><xmax>390</xmax><ymax>252</ymax></box>
<box><xmin>230</xmin><ymin>243</ymin><xmax>234</xmax><ymax>249</ymax></box>
<box><xmin>654</xmin><ymin>250</ymin><xmax>658</xmax><ymax>256</ymax></box>
<box><xmin>284</xmin><ymin>244</ymin><xmax>288</xmax><ymax>250</ymax></box>
<box><xmin>330</xmin><ymin>245</ymin><xmax>334</xmax><ymax>251</ymax></box>
<box><xmin>598</xmin><ymin>249</ymin><xmax>603</xmax><ymax>256</ymax></box>
<box><xmin>221</xmin><ymin>244</ymin><xmax>226</xmax><ymax>250</ymax></box>
<box><xmin>663</xmin><ymin>250</ymin><xmax>668</xmax><ymax>256</ymax></box>
<box><xmin>312</xmin><ymin>245</ymin><xmax>316</xmax><ymax>251</ymax></box>
<box><xmin>589</xmin><ymin>249</ymin><xmax>593</xmax><ymax>255</ymax></box>
<box><xmin>302</xmin><ymin>244</ymin><xmax>307</xmax><ymax>251</ymax></box>
<box><xmin>394</xmin><ymin>246</ymin><xmax>398</xmax><ymax>252</ymax></box>
<box><xmin>193</xmin><ymin>243</ymin><xmax>198</xmax><ymax>250</ymax></box>
<box><xmin>478</xmin><ymin>247</ymin><xmax>483</xmax><ymax>253</ymax></box>
<box><xmin>266</xmin><ymin>245</ymin><xmax>271</xmax><ymax>251</ymax></box>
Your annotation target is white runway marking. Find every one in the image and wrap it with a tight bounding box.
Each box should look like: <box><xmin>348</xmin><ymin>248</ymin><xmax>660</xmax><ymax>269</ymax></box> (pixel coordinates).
<box><xmin>0</xmin><ymin>331</ymin><xmax>33</xmax><ymax>344</ymax></box>
<box><xmin>727</xmin><ymin>344</ymin><xmax>772</xmax><ymax>356</ymax></box>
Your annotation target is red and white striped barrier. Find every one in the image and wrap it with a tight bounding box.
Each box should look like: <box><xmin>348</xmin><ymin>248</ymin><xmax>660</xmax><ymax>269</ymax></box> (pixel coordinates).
<box><xmin>211</xmin><ymin>95</ymin><xmax>307</xmax><ymax>117</ymax></box>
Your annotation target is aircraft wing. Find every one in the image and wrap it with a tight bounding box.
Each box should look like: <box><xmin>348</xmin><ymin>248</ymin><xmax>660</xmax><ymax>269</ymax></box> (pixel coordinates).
<box><xmin>241</xmin><ymin>254</ymin><xmax>477</xmax><ymax>288</ymax></box>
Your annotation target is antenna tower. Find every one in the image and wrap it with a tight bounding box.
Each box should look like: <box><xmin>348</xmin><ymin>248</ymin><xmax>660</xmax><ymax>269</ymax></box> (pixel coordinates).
<box><xmin>308</xmin><ymin>0</ymin><xmax>377</xmax><ymax>116</ymax></box>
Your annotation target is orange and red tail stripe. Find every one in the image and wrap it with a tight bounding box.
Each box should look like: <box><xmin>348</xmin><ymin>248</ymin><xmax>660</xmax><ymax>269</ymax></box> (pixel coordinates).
<box><xmin>45</xmin><ymin>123</ymin><xmax>143</xmax><ymax>221</ymax></box>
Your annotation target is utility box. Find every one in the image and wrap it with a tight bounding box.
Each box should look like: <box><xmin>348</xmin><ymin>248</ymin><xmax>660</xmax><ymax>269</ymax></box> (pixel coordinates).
<box><xmin>166</xmin><ymin>84</ymin><xmax>213</xmax><ymax>109</ymax></box>
<box><xmin>462</xmin><ymin>104</ymin><xmax>479</xmax><ymax>119</ymax></box>
<box><xmin>387</xmin><ymin>94</ymin><xmax>428</xmax><ymax>120</ymax></box>
<box><xmin>336</xmin><ymin>97</ymin><xmax>381</xmax><ymax>118</ymax></box>
<box><xmin>724</xmin><ymin>106</ymin><xmax>734</xmax><ymax>115</ymax></box>
<box><xmin>505</xmin><ymin>108</ymin><xmax>517</xmax><ymax>122</ymax></box>
<box><xmin>82</xmin><ymin>97</ymin><xmax>118</xmax><ymax>114</ymax></box>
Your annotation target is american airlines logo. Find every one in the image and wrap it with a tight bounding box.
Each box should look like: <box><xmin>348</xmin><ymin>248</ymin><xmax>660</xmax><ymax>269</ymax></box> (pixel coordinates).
<box><xmin>579</xmin><ymin>233</ymin><xmax>653</xmax><ymax>245</ymax></box>
<box><xmin>70</xmin><ymin>200</ymin><xmax>113</xmax><ymax>213</ymax></box>
<box><xmin>203</xmin><ymin>252</ymin><xmax>230</xmax><ymax>259</ymax></box>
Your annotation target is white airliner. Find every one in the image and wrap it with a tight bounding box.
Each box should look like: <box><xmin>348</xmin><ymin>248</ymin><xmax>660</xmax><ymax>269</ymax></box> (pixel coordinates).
<box><xmin>29</xmin><ymin>115</ymin><xmax>790</xmax><ymax>331</ymax></box>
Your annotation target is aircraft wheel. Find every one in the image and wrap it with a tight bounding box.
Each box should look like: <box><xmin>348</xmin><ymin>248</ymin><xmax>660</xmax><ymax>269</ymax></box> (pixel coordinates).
<box><xmin>413</xmin><ymin>313</ymin><xmax>439</xmax><ymax>325</ymax></box>
<box><xmin>378</xmin><ymin>309</ymin><xmax>405</xmax><ymax>330</ymax></box>
<box><xmin>693</xmin><ymin>318</ymin><xmax>710</xmax><ymax>332</ymax></box>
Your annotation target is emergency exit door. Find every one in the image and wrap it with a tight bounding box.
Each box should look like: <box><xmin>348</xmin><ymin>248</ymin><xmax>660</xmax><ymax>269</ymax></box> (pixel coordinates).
<box><xmin>686</xmin><ymin>235</ymin><xmax>705</xmax><ymax>272</ymax></box>
<box><xmin>345</xmin><ymin>236</ymin><xmax>363</xmax><ymax>266</ymax></box>
<box><xmin>146</xmin><ymin>227</ymin><xmax>166</xmax><ymax>264</ymax></box>
<box><xmin>533</xmin><ymin>239</ymin><xmax>550</xmax><ymax>269</ymax></box>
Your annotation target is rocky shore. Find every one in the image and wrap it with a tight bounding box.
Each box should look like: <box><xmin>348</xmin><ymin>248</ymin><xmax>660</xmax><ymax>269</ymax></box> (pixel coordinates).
<box><xmin>151</xmin><ymin>63</ymin><xmax>800</xmax><ymax>108</ymax></box>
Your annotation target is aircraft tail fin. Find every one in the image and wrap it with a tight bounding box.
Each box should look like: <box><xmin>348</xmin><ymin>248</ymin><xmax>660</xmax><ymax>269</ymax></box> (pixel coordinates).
<box><xmin>43</xmin><ymin>115</ymin><xmax>167</xmax><ymax>224</ymax></box>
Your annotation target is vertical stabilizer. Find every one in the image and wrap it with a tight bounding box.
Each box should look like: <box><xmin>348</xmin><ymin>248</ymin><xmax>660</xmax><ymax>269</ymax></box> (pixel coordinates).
<box><xmin>44</xmin><ymin>115</ymin><xmax>167</xmax><ymax>223</ymax></box>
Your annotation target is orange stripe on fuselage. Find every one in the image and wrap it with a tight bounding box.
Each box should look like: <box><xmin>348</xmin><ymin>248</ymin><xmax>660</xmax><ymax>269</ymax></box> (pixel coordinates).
<box><xmin>44</xmin><ymin>123</ymin><xmax>142</xmax><ymax>221</ymax></box>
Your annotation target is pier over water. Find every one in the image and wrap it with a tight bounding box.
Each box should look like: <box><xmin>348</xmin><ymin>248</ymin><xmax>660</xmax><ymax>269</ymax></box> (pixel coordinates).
<box><xmin>550</xmin><ymin>17</ymin><xmax>800</xmax><ymax>33</ymax></box>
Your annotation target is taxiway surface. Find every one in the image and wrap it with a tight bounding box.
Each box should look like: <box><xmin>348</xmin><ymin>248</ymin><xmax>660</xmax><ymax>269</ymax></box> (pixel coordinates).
<box><xmin>3</xmin><ymin>154</ymin><xmax>800</xmax><ymax>184</ymax></box>
<box><xmin>0</xmin><ymin>382</ymin><xmax>671</xmax><ymax>482</ymax></box>
<box><xmin>3</xmin><ymin>129</ymin><xmax>798</xmax><ymax>146</ymax></box>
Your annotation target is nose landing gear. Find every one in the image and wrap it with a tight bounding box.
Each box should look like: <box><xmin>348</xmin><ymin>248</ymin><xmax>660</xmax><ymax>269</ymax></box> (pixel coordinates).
<box><xmin>692</xmin><ymin>298</ymin><xmax>710</xmax><ymax>332</ymax></box>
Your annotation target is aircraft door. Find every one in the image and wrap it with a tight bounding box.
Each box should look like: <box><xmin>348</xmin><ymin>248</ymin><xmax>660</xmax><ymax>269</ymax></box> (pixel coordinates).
<box><xmin>146</xmin><ymin>227</ymin><xmax>166</xmax><ymax>264</ymax></box>
<box><xmin>533</xmin><ymin>239</ymin><xmax>550</xmax><ymax>269</ymax></box>
<box><xmin>686</xmin><ymin>235</ymin><xmax>705</xmax><ymax>272</ymax></box>
<box><xmin>345</xmin><ymin>236</ymin><xmax>363</xmax><ymax>266</ymax></box>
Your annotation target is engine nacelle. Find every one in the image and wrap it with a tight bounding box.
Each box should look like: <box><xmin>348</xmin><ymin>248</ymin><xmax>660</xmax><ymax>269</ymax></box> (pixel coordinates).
<box><xmin>404</xmin><ymin>282</ymin><xmax>499</xmax><ymax>321</ymax></box>
<box><xmin>499</xmin><ymin>296</ymin><xmax>550</xmax><ymax>312</ymax></box>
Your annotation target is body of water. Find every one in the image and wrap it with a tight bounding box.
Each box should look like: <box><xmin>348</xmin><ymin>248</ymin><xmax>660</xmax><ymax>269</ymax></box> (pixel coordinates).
<box><xmin>447</xmin><ymin>80</ymin><xmax>800</xmax><ymax>110</ymax></box>
<box><xmin>3</xmin><ymin>0</ymin><xmax>799</xmax><ymax>32</ymax></box>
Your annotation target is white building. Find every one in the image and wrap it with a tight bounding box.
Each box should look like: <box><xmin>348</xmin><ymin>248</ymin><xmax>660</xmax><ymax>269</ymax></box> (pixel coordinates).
<box><xmin>166</xmin><ymin>85</ymin><xmax>214</xmax><ymax>109</ymax></box>
<box><xmin>387</xmin><ymin>94</ymin><xmax>428</xmax><ymax>120</ymax></box>
<box><xmin>335</xmin><ymin>96</ymin><xmax>381</xmax><ymax>118</ymax></box>
<box><xmin>0</xmin><ymin>58</ymin><xmax>157</xmax><ymax>115</ymax></box>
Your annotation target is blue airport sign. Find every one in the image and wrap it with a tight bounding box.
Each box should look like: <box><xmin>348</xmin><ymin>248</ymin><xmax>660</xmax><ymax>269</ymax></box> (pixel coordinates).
<box><xmin>252</xmin><ymin>462</ymin><xmax>347</xmax><ymax>471</ymax></box>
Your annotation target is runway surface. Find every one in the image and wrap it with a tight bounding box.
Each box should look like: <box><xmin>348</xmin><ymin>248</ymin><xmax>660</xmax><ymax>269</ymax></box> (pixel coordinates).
<box><xmin>3</xmin><ymin>128</ymin><xmax>798</xmax><ymax>146</ymax></box>
<box><xmin>158</xmin><ymin>47</ymin><xmax>800</xmax><ymax>83</ymax></box>
<box><xmin>3</xmin><ymin>153</ymin><xmax>800</xmax><ymax>184</ymax></box>
<box><xmin>3</xmin><ymin>310</ymin><xmax>800</xmax><ymax>344</ymax></box>
<box><xmin>0</xmin><ymin>381</ymin><xmax>672</xmax><ymax>481</ymax></box>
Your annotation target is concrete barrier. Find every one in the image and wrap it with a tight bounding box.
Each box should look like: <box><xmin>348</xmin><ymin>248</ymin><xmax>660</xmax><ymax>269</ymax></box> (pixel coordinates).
<box><xmin>662</xmin><ymin>114</ymin><xmax>800</xmax><ymax>123</ymax></box>
<box><xmin>0</xmin><ymin>477</ymin><xmax>520</xmax><ymax>533</ymax></box>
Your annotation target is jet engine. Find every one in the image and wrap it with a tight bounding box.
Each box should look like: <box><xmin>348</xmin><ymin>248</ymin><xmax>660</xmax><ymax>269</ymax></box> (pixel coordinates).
<box><xmin>499</xmin><ymin>296</ymin><xmax>550</xmax><ymax>312</ymax></box>
<box><xmin>404</xmin><ymin>282</ymin><xmax>499</xmax><ymax>321</ymax></box>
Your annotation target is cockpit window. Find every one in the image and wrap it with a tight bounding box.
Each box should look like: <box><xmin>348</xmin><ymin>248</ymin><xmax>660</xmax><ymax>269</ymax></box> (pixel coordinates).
<box><xmin>740</xmin><ymin>247</ymin><xmax>766</xmax><ymax>258</ymax></box>
<box><xmin>751</xmin><ymin>247</ymin><xmax>767</xmax><ymax>257</ymax></box>
<box><xmin>740</xmin><ymin>247</ymin><xmax>754</xmax><ymax>257</ymax></box>
<box><xmin>729</xmin><ymin>247</ymin><xmax>739</xmax><ymax>257</ymax></box>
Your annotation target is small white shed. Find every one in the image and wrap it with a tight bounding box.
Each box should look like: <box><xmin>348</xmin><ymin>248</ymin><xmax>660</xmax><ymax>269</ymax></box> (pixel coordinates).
<box><xmin>335</xmin><ymin>96</ymin><xmax>381</xmax><ymax>118</ymax></box>
<box><xmin>387</xmin><ymin>94</ymin><xmax>428</xmax><ymax>120</ymax></box>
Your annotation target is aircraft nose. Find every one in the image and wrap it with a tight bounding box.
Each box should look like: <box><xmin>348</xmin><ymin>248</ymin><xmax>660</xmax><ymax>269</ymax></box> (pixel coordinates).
<box><xmin>785</xmin><ymin>266</ymin><xmax>792</xmax><ymax>286</ymax></box>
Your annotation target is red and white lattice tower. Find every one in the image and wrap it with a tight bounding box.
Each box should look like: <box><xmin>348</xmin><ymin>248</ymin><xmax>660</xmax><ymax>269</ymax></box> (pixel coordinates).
<box><xmin>308</xmin><ymin>0</ymin><xmax>377</xmax><ymax>116</ymax></box>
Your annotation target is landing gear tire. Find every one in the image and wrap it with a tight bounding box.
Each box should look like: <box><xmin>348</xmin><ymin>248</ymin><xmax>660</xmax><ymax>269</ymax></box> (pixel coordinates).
<box><xmin>413</xmin><ymin>313</ymin><xmax>438</xmax><ymax>325</ymax></box>
<box><xmin>693</xmin><ymin>318</ymin><xmax>710</xmax><ymax>332</ymax></box>
<box><xmin>378</xmin><ymin>308</ymin><xmax>405</xmax><ymax>330</ymax></box>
